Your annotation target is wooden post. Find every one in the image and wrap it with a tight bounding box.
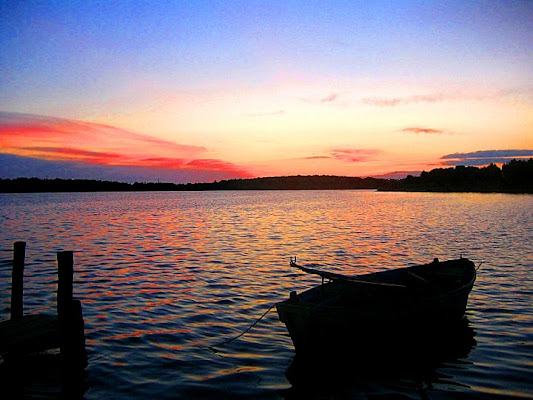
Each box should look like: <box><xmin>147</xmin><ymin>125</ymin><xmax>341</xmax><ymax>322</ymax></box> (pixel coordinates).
<box><xmin>64</xmin><ymin>299</ymin><xmax>88</xmax><ymax>370</ymax></box>
<box><xmin>57</xmin><ymin>251</ymin><xmax>73</xmax><ymax>323</ymax></box>
<box><xmin>11</xmin><ymin>241</ymin><xmax>26</xmax><ymax>320</ymax></box>
<box><xmin>57</xmin><ymin>251</ymin><xmax>87</xmax><ymax>371</ymax></box>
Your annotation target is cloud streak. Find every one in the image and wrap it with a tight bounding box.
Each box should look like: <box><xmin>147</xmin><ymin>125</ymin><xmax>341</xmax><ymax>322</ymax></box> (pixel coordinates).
<box><xmin>362</xmin><ymin>93</ymin><xmax>445</xmax><ymax>107</ymax></box>
<box><xmin>302</xmin><ymin>93</ymin><xmax>342</xmax><ymax>105</ymax></box>
<box><xmin>320</xmin><ymin>93</ymin><xmax>339</xmax><ymax>103</ymax></box>
<box><xmin>299</xmin><ymin>149</ymin><xmax>383</xmax><ymax>163</ymax></box>
<box><xmin>302</xmin><ymin>155</ymin><xmax>332</xmax><ymax>160</ymax></box>
<box><xmin>440</xmin><ymin>149</ymin><xmax>533</xmax><ymax>166</ymax></box>
<box><xmin>331</xmin><ymin>148</ymin><xmax>383</xmax><ymax>163</ymax></box>
<box><xmin>0</xmin><ymin>112</ymin><xmax>252</xmax><ymax>181</ymax></box>
<box><xmin>401</xmin><ymin>126</ymin><xmax>447</xmax><ymax>135</ymax></box>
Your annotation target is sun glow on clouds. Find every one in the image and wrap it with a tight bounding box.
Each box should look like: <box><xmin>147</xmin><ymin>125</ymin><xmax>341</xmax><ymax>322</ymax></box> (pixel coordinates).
<box><xmin>84</xmin><ymin>75</ymin><xmax>531</xmax><ymax>177</ymax></box>
<box><xmin>0</xmin><ymin>112</ymin><xmax>252</xmax><ymax>180</ymax></box>
<box><xmin>1</xmin><ymin>81</ymin><xmax>531</xmax><ymax>180</ymax></box>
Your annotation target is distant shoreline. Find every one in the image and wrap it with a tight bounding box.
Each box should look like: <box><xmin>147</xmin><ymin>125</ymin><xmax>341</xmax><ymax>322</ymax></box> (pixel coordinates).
<box><xmin>0</xmin><ymin>176</ymin><xmax>384</xmax><ymax>193</ymax></box>
<box><xmin>1</xmin><ymin>159</ymin><xmax>531</xmax><ymax>194</ymax></box>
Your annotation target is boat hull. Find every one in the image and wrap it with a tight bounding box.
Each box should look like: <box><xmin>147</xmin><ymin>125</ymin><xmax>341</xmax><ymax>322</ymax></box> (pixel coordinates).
<box><xmin>277</xmin><ymin>258</ymin><xmax>476</xmax><ymax>354</ymax></box>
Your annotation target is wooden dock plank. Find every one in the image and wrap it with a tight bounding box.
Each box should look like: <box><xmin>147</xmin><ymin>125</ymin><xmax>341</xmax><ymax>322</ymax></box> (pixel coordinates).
<box><xmin>0</xmin><ymin>314</ymin><xmax>60</xmax><ymax>354</ymax></box>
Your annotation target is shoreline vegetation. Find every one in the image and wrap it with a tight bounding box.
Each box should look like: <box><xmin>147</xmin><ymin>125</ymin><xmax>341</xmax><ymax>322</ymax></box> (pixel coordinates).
<box><xmin>1</xmin><ymin>159</ymin><xmax>531</xmax><ymax>194</ymax></box>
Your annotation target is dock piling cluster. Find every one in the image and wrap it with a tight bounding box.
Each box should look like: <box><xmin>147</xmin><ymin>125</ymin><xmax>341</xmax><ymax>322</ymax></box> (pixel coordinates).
<box><xmin>1</xmin><ymin>242</ymin><xmax>87</xmax><ymax>373</ymax></box>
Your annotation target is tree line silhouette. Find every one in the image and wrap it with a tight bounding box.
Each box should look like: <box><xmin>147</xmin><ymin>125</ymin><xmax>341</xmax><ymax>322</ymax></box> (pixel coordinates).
<box><xmin>0</xmin><ymin>159</ymin><xmax>531</xmax><ymax>193</ymax></box>
<box><xmin>380</xmin><ymin>159</ymin><xmax>532</xmax><ymax>193</ymax></box>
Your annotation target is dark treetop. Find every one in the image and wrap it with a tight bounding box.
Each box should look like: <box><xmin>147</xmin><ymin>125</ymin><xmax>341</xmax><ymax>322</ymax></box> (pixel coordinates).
<box><xmin>378</xmin><ymin>159</ymin><xmax>532</xmax><ymax>194</ymax></box>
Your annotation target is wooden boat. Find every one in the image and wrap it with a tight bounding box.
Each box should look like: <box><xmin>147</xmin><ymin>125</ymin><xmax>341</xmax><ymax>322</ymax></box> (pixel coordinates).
<box><xmin>276</xmin><ymin>257</ymin><xmax>476</xmax><ymax>354</ymax></box>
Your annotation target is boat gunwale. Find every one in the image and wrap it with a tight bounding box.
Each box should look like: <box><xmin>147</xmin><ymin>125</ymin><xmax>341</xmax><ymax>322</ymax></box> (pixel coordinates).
<box><xmin>277</xmin><ymin>258</ymin><xmax>477</xmax><ymax>309</ymax></box>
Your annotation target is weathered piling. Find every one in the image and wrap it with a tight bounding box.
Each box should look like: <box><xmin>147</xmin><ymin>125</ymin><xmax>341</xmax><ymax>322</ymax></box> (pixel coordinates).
<box><xmin>57</xmin><ymin>250</ymin><xmax>88</xmax><ymax>370</ymax></box>
<box><xmin>62</xmin><ymin>299</ymin><xmax>88</xmax><ymax>370</ymax></box>
<box><xmin>57</xmin><ymin>250</ymin><xmax>73</xmax><ymax>322</ymax></box>
<box><xmin>57</xmin><ymin>251</ymin><xmax>87</xmax><ymax>371</ymax></box>
<box><xmin>11</xmin><ymin>241</ymin><xmax>26</xmax><ymax>320</ymax></box>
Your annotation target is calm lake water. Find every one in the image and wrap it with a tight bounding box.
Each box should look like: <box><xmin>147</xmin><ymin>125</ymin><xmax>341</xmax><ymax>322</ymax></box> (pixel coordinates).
<box><xmin>1</xmin><ymin>190</ymin><xmax>532</xmax><ymax>399</ymax></box>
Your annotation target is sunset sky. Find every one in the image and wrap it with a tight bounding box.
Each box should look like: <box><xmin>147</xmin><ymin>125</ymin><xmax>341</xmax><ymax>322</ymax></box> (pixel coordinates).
<box><xmin>1</xmin><ymin>1</ymin><xmax>532</xmax><ymax>182</ymax></box>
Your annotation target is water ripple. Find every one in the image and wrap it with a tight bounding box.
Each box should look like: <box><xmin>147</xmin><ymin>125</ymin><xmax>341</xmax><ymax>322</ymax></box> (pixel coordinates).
<box><xmin>0</xmin><ymin>191</ymin><xmax>531</xmax><ymax>398</ymax></box>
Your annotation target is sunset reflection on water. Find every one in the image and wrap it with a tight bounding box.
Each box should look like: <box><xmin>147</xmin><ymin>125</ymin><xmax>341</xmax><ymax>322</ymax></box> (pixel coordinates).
<box><xmin>0</xmin><ymin>190</ymin><xmax>531</xmax><ymax>399</ymax></box>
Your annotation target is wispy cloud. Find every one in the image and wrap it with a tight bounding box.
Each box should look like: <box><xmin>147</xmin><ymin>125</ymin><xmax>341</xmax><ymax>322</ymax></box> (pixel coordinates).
<box><xmin>298</xmin><ymin>148</ymin><xmax>382</xmax><ymax>163</ymax></box>
<box><xmin>302</xmin><ymin>92</ymin><xmax>342</xmax><ymax>105</ymax></box>
<box><xmin>21</xmin><ymin>147</ymin><xmax>121</xmax><ymax>158</ymax></box>
<box><xmin>330</xmin><ymin>148</ymin><xmax>382</xmax><ymax>163</ymax></box>
<box><xmin>0</xmin><ymin>112</ymin><xmax>252</xmax><ymax>181</ymax></box>
<box><xmin>362</xmin><ymin>93</ymin><xmax>444</xmax><ymax>107</ymax></box>
<box><xmin>320</xmin><ymin>93</ymin><xmax>339</xmax><ymax>103</ymax></box>
<box><xmin>401</xmin><ymin>126</ymin><xmax>447</xmax><ymax>135</ymax></box>
<box><xmin>497</xmin><ymin>86</ymin><xmax>533</xmax><ymax>102</ymax></box>
<box><xmin>0</xmin><ymin>112</ymin><xmax>206</xmax><ymax>161</ymax></box>
<box><xmin>441</xmin><ymin>149</ymin><xmax>533</xmax><ymax>166</ymax></box>
<box><xmin>362</xmin><ymin>86</ymin><xmax>533</xmax><ymax>108</ymax></box>
<box><xmin>302</xmin><ymin>155</ymin><xmax>332</xmax><ymax>160</ymax></box>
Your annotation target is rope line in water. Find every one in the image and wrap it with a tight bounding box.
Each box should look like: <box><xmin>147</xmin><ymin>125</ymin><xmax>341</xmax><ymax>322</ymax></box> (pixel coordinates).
<box><xmin>209</xmin><ymin>303</ymin><xmax>277</xmax><ymax>351</ymax></box>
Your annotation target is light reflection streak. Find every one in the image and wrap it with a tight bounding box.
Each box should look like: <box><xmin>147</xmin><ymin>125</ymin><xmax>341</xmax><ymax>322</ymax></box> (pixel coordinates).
<box><xmin>108</xmin><ymin>328</ymin><xmax>191</xmax><ymax>342</ymax></box>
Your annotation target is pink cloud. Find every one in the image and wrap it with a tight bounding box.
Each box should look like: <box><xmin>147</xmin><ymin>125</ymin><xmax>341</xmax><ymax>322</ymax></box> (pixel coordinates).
<box><xmin>296</xmin><ymin>149</ymin><xmax>383</xmax><ymax>164</ymax></box>
<box><xmin>320</xmin><ymin>93</ymin><xmax>339</xmax><ymax>103</ymax></box>
<box><xmin>302</xmin><ymin>93</ymin><xmax>341</xmax><ymax>105</ymax></box>
<box><xmin>0</xmin><ymin>112</ymin><xmax>252</xmax><ymax>179</ymax></box>
<box><xmin>0</xmin><ymin>112</ymin><xmax>206</xmax><ymax>158</ymax></box>
<box><xmin>136</xmin><ymin>157</ymin><xmax>187</xmax><ymax>168</ymax></box>
<box><xmin>331</xmin><ymin>148</ymin><xmax>383</xmax><ymax>163</ymax></box>
<box><xmin>186</xmin><ymin>159</ymin><xmax>253</xmax><ymax>177</ymax></box>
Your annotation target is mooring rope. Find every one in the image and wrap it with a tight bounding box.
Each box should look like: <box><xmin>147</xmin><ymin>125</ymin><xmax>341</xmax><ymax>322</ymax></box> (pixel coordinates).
<box><xmin>208</xmin><ymin>303</ymin><xmax>277</xmax><ymax>352</ymax></box>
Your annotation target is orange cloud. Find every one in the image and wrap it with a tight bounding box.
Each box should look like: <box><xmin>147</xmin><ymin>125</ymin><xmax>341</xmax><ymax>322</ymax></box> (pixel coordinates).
<box><xmin>0</xmin><ymin>112</ymin><xmax>252</xmax><ymax>179</ymax></box>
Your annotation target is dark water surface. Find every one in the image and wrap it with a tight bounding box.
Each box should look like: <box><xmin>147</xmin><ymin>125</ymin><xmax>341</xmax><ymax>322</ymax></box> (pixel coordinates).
<box><xmin>1</xmin><ymin>191</ymin><xmax>532</xmax><ymax>399</ymax></box>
